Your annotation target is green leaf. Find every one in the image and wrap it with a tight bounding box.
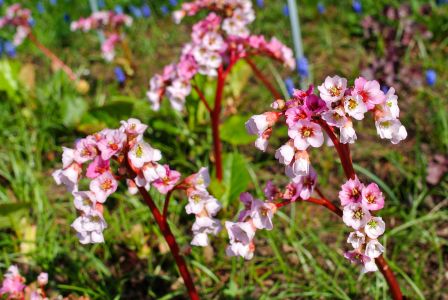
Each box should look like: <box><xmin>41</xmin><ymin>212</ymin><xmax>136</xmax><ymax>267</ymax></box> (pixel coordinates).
<box><xmin>220</xmin><ymin>115</ymin><xmax>256</xmax><ymax>145</ymax></box>
<box><xmin>0</xmin><ymin>60</ymin><xmax>20</xmax><ymax>101</ymax></box>
<box><xmin>0</xmin><ymin>203</ymin><xmax>30</xmax><ymax>216</ymax></box>
<box><xmin>88</xmin><ymin>101</ymin><xmax>134</xmax><ymax>125</ymax></box>
<box><xmin>61</xmin><ymin>97</ymin><xmax>88</xmax><ymax>128</ymax></box>
<box><xmin>221</xmin><ymin>152</ymin><xmax>251</xmax><ymax>207</ymax></box>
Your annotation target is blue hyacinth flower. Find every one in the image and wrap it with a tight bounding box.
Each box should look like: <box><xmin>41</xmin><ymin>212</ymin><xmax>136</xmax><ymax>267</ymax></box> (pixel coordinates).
<box><xmin>285</xmin><ymin>77</ymin><xmax>295</xmax><ymax>96</ymax></box>
<box><xmin>97</xmin><ymin>0</ymin><xmax>105</xmax><ymax>9</ymax></box>
<box><xmin>129</xmin><ymin>5</ymin><xmax>142</xmax><ymax>18</ymax></box>
<box><xmin>28</xmin><ymin>18</ymin><xmax>35</xmax><ymax>27</ymax></box>
<box><xmin>0</xmin><ymin>40</ymin><xmax>3</xmax><ymax>57</ymax></box>
<box><xmin>37</xmin><ymin>2</ymin><xmax>45</xmax><ymax>13</ymax></box>
<box><xmin>282</xmin><ymin>5</ymin><xmax>289</xmax><ymax>16</ymax></box>
<box><xmin>63</xmin><ymin>13</ymin><xmax>71</xmax><ymax>23</ymax></box>
<box><xmin>4</xmin><ymin>41</ymin><xmax>16</xmax><ymax>58</ymax></box>
<box><xmin>142</xmin><ymin>4</ymin><xmax>151</xmax><ymax>18</ymax></box>
<box><xmin>50</xmin><ymin>0</ymin><xmax>57</xmax><ymax>5</ymax></box>
<box><xmin>352</xmin><ymin>0</ymin><xmax>362</xmax><ymax>14</ymax></box>
<box><xmin>426</xmin><ymin>69</ymin><xmax>437</xmax><ymax>86</ymax></box>
<box><xmin>169</xmin><ymin>0</ymin><xmax>178</xmax><ymax>6</ymax></box>
<box><xmin>0</xmin><ymin>0</ymin><xmax>4</xmax><ymax>6</ymax></box>
<box><xmin>114</xmin><ymin>5</ymin><xmax>124</xmax><ymax>14</ymax></box>
<box><xmin>297</xmin><ymin>56</ymin><xmax>309</xmax><ymax>78</ymax></box>
<box><xmin>161</xmin><ymin>5</ymin><xmax>169</xmax><ymax>16</ymax></box>
<box><xmin>317</xmin><ymin>2</ymin><xmax>325</xmax><ymax>14</ymax></box>
<box><xmin>256</xmin><ymin>0</ymin><xmax>264</xmax><ymax>8</ymax></box>
<box><xmin>114</xmin><ymin>67</ymin><xmax>126</xmax><ymax>84</ymax></box>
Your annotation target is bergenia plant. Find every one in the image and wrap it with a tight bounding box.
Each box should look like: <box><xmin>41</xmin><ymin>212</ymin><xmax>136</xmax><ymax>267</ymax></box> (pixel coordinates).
<box><xmin>239</xmin><ymin>75</ymin><xmax>406</xmax><ymax>299</ymax></box>
<box><xmin>71</xmin><ymin>11</ymin><xmax>133</xmax><ymax>63</ymax></box>
<box><xmin>0</xmin><ymin>265</ymin><xmax>48</xmax><ymax>300</ymax></box>
<box><xmin>0</xmin><ymin>3</ymin><xmax>78</xmax><ymax>82</ymax></box>
<box><xmin>53</xmin><ymin>118</ymin><xmax>222</xmax><ymax>299</ymax></box>
<box><xmin>147</xmin><ymin>0</ymin><xmax>295</xmax><ymax>181</ymax></box>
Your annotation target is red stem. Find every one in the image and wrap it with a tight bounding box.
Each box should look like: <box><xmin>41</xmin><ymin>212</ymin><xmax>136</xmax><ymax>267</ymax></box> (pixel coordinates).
<box><xmin>245</xmin><ymin>57</ymin><xmax>282</xmax><ymax>100</ymax></box>
<box><xmin>192</xmin><ymin>84</ymin><xmax>212</xmax><ymax>113</ymax></box>
<box><xmin>28</xmin><ymin>33</ymin><xmax>77</xmax><ymax>81</ymax></box>
<box><xmin>135</xmin><ymin>184</ymin><xmax>200</xmax><ymax>300</ymax></box>
<box><xmin>211</xmin><ymin>67</ymin><xmax>225</xmax><ymax>181</ymax></box>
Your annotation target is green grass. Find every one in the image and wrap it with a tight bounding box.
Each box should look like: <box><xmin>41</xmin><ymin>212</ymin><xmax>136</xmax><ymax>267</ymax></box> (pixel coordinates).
<box><xmin>1</xmin><ymin>0</ymin><xmax>447</xmax><ymax>299</ymax></box>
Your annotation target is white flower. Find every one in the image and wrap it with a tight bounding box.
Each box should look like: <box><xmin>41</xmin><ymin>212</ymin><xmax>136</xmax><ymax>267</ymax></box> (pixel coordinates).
<box><xmin>191</xmin><ymin>216</ymin><xmax>222</xmax><ymax>247</ymax></box>
<box><xmin>383</xmin><ymin>87</ymin><xmax>400</xmax><ymax>118</ymax></box>
<box><xmin>375</xmin><ymin>118</ymin><xmax>407</xmax><ymax>144</ymax></box>
<box><xmin>275</xmin><ymin>144</ymin><xmax>295</xmax><ymax>165</ymax></box>
<box><xmin>344</xmin><ymin>95</ymin><xmax>367</xmax><ymax>120</ymax></box>
<box><xmin>250</xmin><ymin>200</ymin><xmax>276</xmax><ymax>230</ymax></box>
<box><xmin>362</xmin><ymin>259</ymin><xmax>378</xmax><ymax>273</ymax></box>
<box><xmin>365</xmin><ymin>239</ymin><xmax>384</xmax><ymax>258</ymax></box>
<box><xmin>347</xmin><ymin>231</ymin><xmax>365</xmax><ymax>249</ymax></box>
<box><xmin>342</xmin><ymin>203</ymin><xmax>371</xmax><ymax>230</ymax></box>
<box><xmin>318</xmin><ymin>75</ymin><xmax>347</xmax><ymax>104</ymax></box>
<box><xmin>37</xmin><ymin>272</ymin><xmax>48</xmax><ymax>286</ymax></box>
<box><xmin>73</xmin><ymin>191</ymin><xmax>96</xmax><ymax>214</ymax></box>
<box><xmin>322</xmin><ymin>108</ymin><xmax>347</xmax><ymax>128</ymax></box>
<box><xmin>128</xmin><ymin>141</ymin><xmax>162</xmax><ymax>169</ymax></box>
<box><xmin>254</xmin><ymin>136</ymin><xmax>268</xmax><ymax>152</ymax></box>
<box><xmin>71</xmin><ymin>210</ymin><xmax>107</xmax><ymax>244</ymax></box>
<box><xmin>364</xmin><ymin>217</ymin><xmax>386</xmax><ymax>239</ymax></box>
<box><xmin>340</xmin><ymin>121</ymin><xmax>357</xmax><ymax>144</ymax></box>
<box><xmin>245</xmin><ymin>114</ymin><xmax>269</xmax><ymax>135</ymax></box>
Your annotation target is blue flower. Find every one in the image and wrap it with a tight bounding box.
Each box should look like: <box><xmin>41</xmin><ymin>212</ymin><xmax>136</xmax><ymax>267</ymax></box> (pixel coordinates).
<box><xmin>141</xmin><ymin>4</ymin><xmax>151</xmax><ymax>18</ymax></box>
<box><xmin>129</xmin><ymin>5</ymin><xmax>142</xmax><ymax>18</ymax></box>
<box><xmin>4</xmin><ymin>41</ymin><xmax>16</xmax><ymax>58</ymax></box>
<box><xmin>161</xmin><ymin>5</ymin><xmax>169</xmax><ymax>16</ymax></box>
<box><xmin>50</xmin><ymin>0</ymin><xmax>57</xmax><ymax>5</ymax></box>
<box><xmin>0</xmin><ymin>0</ymin><xmax>4</xmax><ymax>6</ymax></box>
<box><xmin>0</xmin><ymin>40</ymin><xmax>3</xmax><ymax>57</ymax></box>
<box><xmin>114</xmin><ymin>67</ymin><xmax>126</xmax><ymax>84</ymax></box>
<box><xmin>282</xmin><ymin>5</ymin><xmax>289</xmax><ymax>16</ymax></box>
<box><xmin>426</xmin><ymin>69</ymin><xmax>437</xmax><ymax>86</ymax></box>
<box><xmin>28</xmin><ymin>18</ymin><xmax>35</xmax><ymax>27</ymax></box>
<box><xmin>285</xmin><ymin>77</ymin><xmax>295</xmax><ymax>96</ymax></box>
<box><xmin>380</xmin><ymin>85</ymin><xmax>389</xmax><ymax>94</ymax></box>
<box><xmin>97</xmin><ymin>0</ymin><xmax>105</xmax><ymax>9</ymax></box>
<box><xmin>114</xmin><ymin>5</ymin><xmax>124</xmax><ymax>14</ymax></box>
<box><xmin>37</xmin><ymin>2</ymin><xmax>45</xmax><ymax>14</ymax></box>
<box><xmin>169</xmin><ymin>0</ymin><xmax>178</xmax><ymax>6</ymax></box>
<box><xmin>352</xmin><ymin>0</ymin><xmax>362</xmax><ymax>14</ymax></box>
<box><xmin>63</xmin><ymin>13</ymin><xmax>71</xmax><ymax>24</ymax></box>
<box><xmin>317</xmin><ymin>2</ymin><xmax>325</xmax><ymax>14</ymax></box>
<box><xmin>297</xmin><ymin>56</ymin><xmax>309</xmax><ymax>78</ymax></box>
<box><xmin>256</xmin><ymin>0</ymin><xmax>264</xmax><ymax>8</ymax></box>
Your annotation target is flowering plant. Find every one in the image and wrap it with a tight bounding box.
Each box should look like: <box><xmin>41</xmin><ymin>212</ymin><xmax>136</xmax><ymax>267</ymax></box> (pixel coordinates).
<box><xmin>239</xmin><ymin>75</ymin><xmax>405</xmax><ymax>299</ymax></box>
<box><xmin>71</xmin><ymin>11</ymin><xmax>133</xmax><ymax>62</ymax></box>
<box><xmin>53</xmin><ymin>118</ymin><xmax>222</xmax><ymax>299</ymax></box>
<box><xmin>0</xmin><ymin>3</ymin><xmax>78</xmax><ymax>82</ymax></box>
<box><xmin>147</xmin><ymin>0</ymin><xmax>295</xmax><ymax>180</ymax></box>
<box><xmin>0</xmin><ymin>266</ymin><xmax>48</xmax><ymax>300</ymax></box>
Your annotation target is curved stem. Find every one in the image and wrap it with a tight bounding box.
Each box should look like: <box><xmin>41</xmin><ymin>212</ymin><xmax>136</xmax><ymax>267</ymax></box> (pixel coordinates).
<box><xmin>28</xmin><ymin>33</ymin><xmax>77</xmax><ymax>81</ymax></box>
<box><xmin>245</xmin><ymin>57</ymin><xmax>282</xmax><ymax>99</ymax></box>
<box><xmin>211</xmin><ymin>67</ymin><xmax>225</xmax><ymax>181</ymax></box>
<box><xmin>192</xmin><ymin>84</ymin><xmax>212</xmax><ymax>113</ymax></box>
<box><xmin>135</xmin><ymin>184</ymin><xmax>200</xmax><ymax>300</ymax></box>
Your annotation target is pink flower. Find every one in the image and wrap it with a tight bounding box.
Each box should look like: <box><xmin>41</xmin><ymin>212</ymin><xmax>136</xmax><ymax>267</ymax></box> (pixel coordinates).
<box><xmin>152</xmin><ymin>165</ymin><xmax>181</xmax><ymax>194</ymax></box>
<box><xmin>73</xmin><ymin>191</ymin><xmax>96</xmax><ymax>214</ymax></box>
<box><xmin>74</xmin><ymin>136</ymin><xmax>98</xmax><ymax>163</ymax></box>
<box><xmin>305</xmin><ymin>94</ymin><xmax>327</xmax><ymax>114</ymax></box>
<box><xmin>128</xmin><ymin>141</ymin><xmax>162</xmax><ymax>169</ymax></box>
<box><xmin>340</xmin><ymin>120</ymin><xmax>357</xmax><ymax>144</ymax></box>
<box><xmin>288</xmin><ymin>120</ymin><xmax>324</xmax><ymax>150</ymax></box>
<box><xmin>37</xmin><ymin>272</ymin><xmax>48</xmax><ymax>286</ymax></box>
<box><xmin>322</xmin><ymin>108</ymin><xmax>348</xmax><ymax>128</ymax></box>
<box><xmin>263</xmin><ymin>181</ymin><xmax>280</xmax><ymax>202</ymax></box>
<box><xmin>342</xmin><ymin>203</ymin><xmax>371</xmax><ymax>230</ymax></box>
<box><xmin>275</xmin><ymin>143</ymin><xmax>295</xmax><ymax>165</ymax></box>
<box><xmin>289</xmin><ymin>166</ymin><xmax>317</xmax><ymax>200</ymax></box>
<box><xmin>184</xmin><ymin>167</ymin><xmax>210</xmax><ymax>192</ymax></box>
<box><xmin>361</xmin><ymin>183</ymin><xmax>385</xmax><ymax>211</ymax></box>
<box><xmin>347</xmin><ymin>231</ymin><xmax>365</xmax><ymax>249</ymax></box>
<box><xmin>0</xmin><ymin>265</ymin><xmax>25</xmax><ymax>298</ymax></box>
<box><xmin>191</xmin><ymin>216</ymin><xmax>222</xmax><ymax>247</ymax></box>
<box><xmin>52</xmin><ymin>162</ymin><xmax>82</xmax><ymax>193</ymax></box>
<box><xmin>97</xmin><ymin>129</ymin><xmax>126</xmax><ymax>160</ymax></box>
<box><xmin>344</xmin><ymin>250</ymin><xmax>378</xmax><ymax>273</ymax></box>
<box><xmin>250</xmin><ymin>199</ymin><xmax>277</xmax><ymax>230</ymax></box>
<box><xmin>375</xmin><ymin>117</ymin><xmax>407</xmax><ymax>144</ymax></box>
<box><xmin>344</xmin><ymin>95</ymin><xmax>367</xmax><ymax>120</ymax></box>
<box><xmin>245</xmin><ymin>112</ymin><xmax>280</xmax><ymax>135</ymax></box>
<box><xmin>71</xmin><ymin>210</ymin><xmax>107</xmax><ymax>244</ymax></box>
<box><xmin>120</xmin><ymin>118</ymin><xmax>148</xmax><ymax>138</ymax></box>
<box><xmin>89</xmin><ymin>171</ymin><xmax>118</xmax><ymax>203</ymax></box>
<box><xmin>318</xmin><ymin>75</ymin><xmax>347</xmax><ymax>104</ymax></box>
<box><xmin>352</xmin><ymin>77</ymin><xmax>385</xmax><ymax>110</ymax></box>
<box><xmin>285</xmin><ymin>106</ymin><xmax>311</xmax><ymax>128</ymax></box>
<box><xmin>339</xmin><ymin>176</ymin><xmax>364</xmax><ymax>206</ymax></box>
<box><xmin>86</xmin><ymin>156</ymin><xmax>110</xmax><ymax>179</ymax></box>
<box><xmin>238</xmin><ymin>192</ymin><xmax>254</xmax><ymax>222</ymax></box>
<box><xmin>225</xmin><ymin>221</ymin><xmax>256</xmax><ymax>260</ymax></box>
<box><xmin>364</xmin><ymin>216</ymin><xmax>386</xmax><ymax>239</ymax></box>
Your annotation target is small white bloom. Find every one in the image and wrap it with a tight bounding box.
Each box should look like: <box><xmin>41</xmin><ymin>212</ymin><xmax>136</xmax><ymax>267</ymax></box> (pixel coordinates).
<box><xmin>347</xmin><ymin>231</ymin><xmax>365</xmax><ymax>249</ymax></box>
<box><xmin>275</xmin><ymin>144</ymin><xmax>295</xmax><ymax>165</ymax></box>
<box><xmin>365</xmin><ymin>239</ymin><xmax>384</xmax><ymax>258</ymax></box>
<box><xmin>364</xmin><ymin>217</ymin><xmax>386</xmax><ymax>239</ymax></box>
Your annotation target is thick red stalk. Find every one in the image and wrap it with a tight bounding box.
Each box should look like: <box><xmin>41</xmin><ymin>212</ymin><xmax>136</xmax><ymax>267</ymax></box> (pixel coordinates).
<box><xmin>245</xmin><ymin>57</ymin><xmax>282</xmax><ymax>100</ymax></box>
<box><xmin>135</xmin><ymin>184</ymin><xmax>200</xmax><ymax>300</ymax></box>
<box><xmin>28</xmin><ymin>33</ymin><xmax>77</xmax><ymax>81</ymax></box>
<box><xmin>211</xmin><ymin>67</ymin><xmax>225</xmax><ymax>181</ymax></box>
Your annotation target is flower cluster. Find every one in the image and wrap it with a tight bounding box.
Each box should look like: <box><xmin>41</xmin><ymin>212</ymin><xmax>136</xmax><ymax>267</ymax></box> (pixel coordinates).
<box><xmin>184</xmin><ymin>168</ymin><xmax>222</xmax><ymax>246</ymax></box>
<box><xmin>0</xmin><ymin>265</ymin><xmax>48</xmax><ymax>300</ymax></box>
<box><xmin>147</xmin><ymin>0</ymin><xmax>295</xmax><ymax>111</ymax></box>
<box><xmin>53</xmin><ymin>118</ymin><xmax>221</xmax><ymax>246</ymax></box>
<box><xmin>246</xmin><ymin>76</ymin><xmax>407</xmax><ymax>181</ymax></box>
<box><xmin>71</xmin><ymin>11</ymin><xmax>133</xmax><ymax>61</ymax></box>
<box><xmin>340</xmin><ymin>177</ymin><xmax>386</xmax><ymax>273</ymax></box>
<box><xmin>225</xmin><ymin>193</ymin><xmax>277</xmax><ymax>260</ymax></box>
<box><xmin>0</xmin><ymin>4</ymin><xmax>33</xmax><ymax>46</ymax></box>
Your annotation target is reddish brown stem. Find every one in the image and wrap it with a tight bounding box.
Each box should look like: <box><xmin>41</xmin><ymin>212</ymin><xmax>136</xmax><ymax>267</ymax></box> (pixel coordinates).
<box><xmin>211</xmin><ymin>67</ymin><xmax>225</xmax><ymax>181</ymax></box>
<box><xmin>28</xmin><ymin>33</ymin><xmax>77</xmax><ymax>81</ymax></box>
<box><xmin>135</xmin><ymin>184</ymin><xmax>200</xmax><ymax>300</ymax></box>
<box><xmin>192</xmin><ymin>84</ymin><xmax>212</xmax><ymax>113</ymax></box>
<box><xmin>245</xmin><ymin>57</ymin><xmax>282</xmax><ymax>100</ymax></box>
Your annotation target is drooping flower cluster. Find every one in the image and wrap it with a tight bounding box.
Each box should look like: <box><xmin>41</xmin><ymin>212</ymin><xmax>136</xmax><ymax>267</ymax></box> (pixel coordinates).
<box><xmin>246</xmin><ymin>76</ymin><xmax>407</xmax><ymax>182</ymax></box>
<box><xmin>0</xmin><ymin>4</ymin><xmax>33</xmax><ymax>46</ymax></box>
<box><xmin>71</xmin><ymin>11</ymin><xmax>133</xmax><ymax>61</ymax></box>
<box><xmin>340</xmin><ymin>177</ymin><xmax>386</xmax><ymax>273</ymax></box>
<box><xmin>184</xmin><ymin>168</ymin><xmax>222</xmax><ymax>246</ymax></box>
<box><xmin>53</xmin><ymin>118</ymin><xmax>221</xmax><ymax>246</ymax></box>
<box><xmin>0</xmin><ymin>265</ymin><xmax>48</xmax><ymax>300</ymax></box>
<box><xmin>147</xmin><ymin>0</ymin><xmax>295</xmax><ymax>111</ymax></box>
<box><xmin>225</xmin><ymin>193</ymin><xmax>277</xmax><ymax>259</ymax></box>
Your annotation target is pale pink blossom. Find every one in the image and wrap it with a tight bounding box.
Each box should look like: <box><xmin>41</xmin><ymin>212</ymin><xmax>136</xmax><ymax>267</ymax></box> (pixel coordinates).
<box><xmin>344</xmin><ymin>95</ymin><xmax>367</xmax><ymax>120</ymax></box>
<box><xmin>339</xmin><ymin>176</ymin><xmax>364</xmax><ymax>206</ymax></box>
<box><xmin>73</xmin><ymin>191</ymin><xmax>96</xmax><ymax>214</ymax></box>
<box><xmin>275</xmin><ymin>143</ymin><xmax>295</xmax><ymax>165</ymax></box>
<box><xmin>285</xmin><ymin>106</ymin><xmax>311</xmax><ymax>128</ymax></box>
<box><xmin>225</xmin><ymin>221</ymin><xmax>256</xmax><ymax>260</ymax></box>
<box><xmin>375</xmin><ymin>118</ymin><xmax>407</xmax><ymax>144</ymax></box>
<box><xmin>89</xmin><ymin>171</ymin><xmax>118</xmax><ymax>203</ymax></box>
<box><xmin>361</xmin><ymin>183</ymin><xmax>385</xmax><ymax>211</ymax></box>
<box><xmin>71</xmin><ymin>210</ymin><xmax>107</xmax><ymax>244</ymax></box>
<box><xmin>365</xmin><ymin>240</ymin><xmax>384</xmax><ymax>258</ymax></box>
<box><xmin>152</xmin><ymin>165</ymin><xmax>181</xmax><ymax>194</ymax></box>
<box><xmin>322</xmin><ymin>108</ymin><xmax>348</xmax><ymax>128</ymax></box>
<box><xmin>318</xmin><ymin>75</ymin><xmax>347</xmax><ymax>104</ymax></box>
<box><xmin>128</xmin><ymin>141</ymin><xmax>162</xmax><ymax>169</ymax></box>
<box><xmin>342</xmin><ymin>203</ymin><xmax>371</xmax><ymax>230</ymax></box>
<box><xmin>86</xmin><ymin>156</ymin><xmax>110</xmax><ymax>179</ymax></box>
<box><xmin>347</xmin><ymin>231</ymin><xmax>365</xmax><ymax>249</ymax></box>
<box><xmin>352</xmin><ymin>77</ymin><xmax>386</xmax><ymax>110</ymax></box>
<box><xmin>288</xmin><ymin>120</ymin><xmax>324</xmax><ymax>150</ymax></box>
<box><xmin>364</xmin><ymin>216</ymin><xmax>386</xmax><ymax>239</ymax></box>
<box><xmin>37</xmin><ymin>273</ymin><xmax>48</xmax><ymax>286</ymax></box>
<box><xmin>97</xmin><ymin>129</ymin><xmax>125</xmax><ymax>160</ymax></box>
<box><xmin>74</xmin><ymin>137</ymin><xmax>98</xmax><ymax>163</ymax></box>
<box><xmin>340</xmin><ymin>120</ymin><xmax>357</xmax><ymax>144</ymax></box>
<box><xmin>0</xmin><ymin>265</ymin><xmax>25</xmax><ymax>298</ymax></box>
<box><xmin>250</xmin><ymin>199</ymin><xmax>276</xmax><ymax>230</ymax></box>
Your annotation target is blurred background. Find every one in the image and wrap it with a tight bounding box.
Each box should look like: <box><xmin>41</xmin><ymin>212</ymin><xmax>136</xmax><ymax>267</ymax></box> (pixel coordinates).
<box><xmin>0</xmin><ymin>0</ymin><xmax>447</xmax><ymax>299</ymax></box>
